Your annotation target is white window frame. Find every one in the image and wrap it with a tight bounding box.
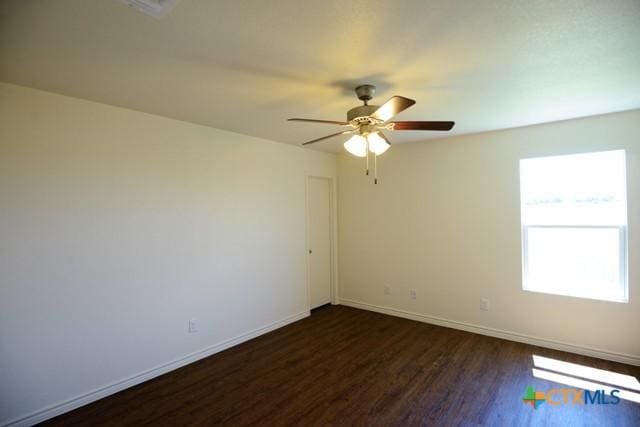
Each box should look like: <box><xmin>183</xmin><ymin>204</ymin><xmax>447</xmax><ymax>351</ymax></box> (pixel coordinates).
<box><xmin>519</xmin><ymin>150</ymin><xmax>629</xmax><ymax>303</ymax></box>
<box><xmin>521</xmin><ymin>224</ymin><xmax>628</xmax><ymax>303</ymax></box>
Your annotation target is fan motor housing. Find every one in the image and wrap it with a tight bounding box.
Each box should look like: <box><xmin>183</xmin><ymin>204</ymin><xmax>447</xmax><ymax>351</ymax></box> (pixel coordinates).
<box><xmin>347</xmin><ymin>105</ymin><xmax>380</xmax><ymax>123</ymax></box>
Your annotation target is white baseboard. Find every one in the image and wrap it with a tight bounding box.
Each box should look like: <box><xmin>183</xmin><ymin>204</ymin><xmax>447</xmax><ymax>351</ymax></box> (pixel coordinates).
<box><xmin>2</xmin><ymin>310</ymin><xmax>310</xmax><ymax>427</ymax></box>
<box><xmin>339</xmin><ymin>298</ymin><xmax>640</xmax><ymax>367</ymax></box>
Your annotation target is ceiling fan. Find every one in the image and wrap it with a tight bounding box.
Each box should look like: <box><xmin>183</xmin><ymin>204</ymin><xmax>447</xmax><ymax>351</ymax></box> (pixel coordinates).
<box><xmin>288</xmin><ymin>84</ymin><xmax>455</xmax><ymax>183</ymax></box>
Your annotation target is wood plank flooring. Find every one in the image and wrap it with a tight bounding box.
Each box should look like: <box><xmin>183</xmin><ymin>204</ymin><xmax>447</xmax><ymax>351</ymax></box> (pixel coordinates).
<box><xmin>44</xmin><ymin>305</ymin><xmax>640</xmax><ymax>426</ymax></box>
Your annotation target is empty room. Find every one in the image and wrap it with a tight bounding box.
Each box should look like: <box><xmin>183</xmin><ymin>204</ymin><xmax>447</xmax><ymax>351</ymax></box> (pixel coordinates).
<box><xmin>1</xmin><ymin>0</ymin><xmax>639</xmax><ymax>426</ymax></box>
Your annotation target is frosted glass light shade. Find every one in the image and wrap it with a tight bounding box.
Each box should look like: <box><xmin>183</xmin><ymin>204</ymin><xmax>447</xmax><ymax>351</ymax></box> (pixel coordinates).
<box><xmin>367</xmin><ymin>132</ymin><xmax>390</xmax><ymax>155</ymax></box>
<box><xmin>344</xmin><ymin>135</ymin><xmax>367</xmax><ymax>157</ymax></box>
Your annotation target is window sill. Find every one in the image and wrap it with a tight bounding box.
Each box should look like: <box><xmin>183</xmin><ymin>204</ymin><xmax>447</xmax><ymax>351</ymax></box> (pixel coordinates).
<box><xmin>522</xmin><ymin>287</ymin><xmax>628</xmax><ymax>304</ymax></box>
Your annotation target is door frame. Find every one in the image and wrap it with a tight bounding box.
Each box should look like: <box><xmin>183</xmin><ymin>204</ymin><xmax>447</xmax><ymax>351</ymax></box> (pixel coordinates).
<box><xmin>305</xmin><ymin>174</ymin><xmax>339</xmax><ymax>310</ymax></box>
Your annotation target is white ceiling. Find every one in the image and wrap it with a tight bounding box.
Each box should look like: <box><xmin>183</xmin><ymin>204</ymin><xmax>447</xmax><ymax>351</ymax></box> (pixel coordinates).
<box><xmin>1</xmin><ymin>0</ymin><xmax>639</xmax><ymax>152</ymax></box>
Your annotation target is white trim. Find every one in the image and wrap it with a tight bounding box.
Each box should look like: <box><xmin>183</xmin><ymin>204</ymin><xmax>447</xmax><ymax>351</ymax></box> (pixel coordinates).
<box><xmin>1</xmin><ymin>311</ymin><xmax>309</xmax><ymax>427</ymax></box>
<box><xmin>339</xmin><ymin>298</ymin><xmax>640</xmax><ymax>366</ymax></box>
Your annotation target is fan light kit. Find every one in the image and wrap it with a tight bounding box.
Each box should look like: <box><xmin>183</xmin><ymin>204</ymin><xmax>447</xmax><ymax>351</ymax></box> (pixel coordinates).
<box><xmin>288</xmin><ymin>85</ymin><xmax>455</xmax><ymax>183</ymax></box>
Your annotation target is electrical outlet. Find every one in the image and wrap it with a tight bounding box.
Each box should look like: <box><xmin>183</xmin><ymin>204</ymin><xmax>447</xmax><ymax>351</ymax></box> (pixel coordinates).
<box><xmin>480</xmin><ymin>298</ymin><xmax>490</xmax><ymax>311</ymax></box>
<box><xmin>188</xmin><ymin>318</ymin><xmax>198</xmax><ymax>333</ymax></box>
<box><xmin>410</xmin><ymin>289</ymin><xmax>417</xmax><ymax>299</ymax></box>
<box><xmin>384</xmin><ymin>285</ymin><xmax>392</xmax><ymax>295</ymax></box>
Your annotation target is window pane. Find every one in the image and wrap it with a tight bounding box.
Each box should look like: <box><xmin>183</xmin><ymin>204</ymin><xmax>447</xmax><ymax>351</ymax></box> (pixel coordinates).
<box><xmin>520</xmin><ymin>150</ymin><xmax>627</xmax><ymax>226</ymax></box>
<box><xmin>525</xmin><ymin>227</ymin><xmax>624</xmax><ymax>301</ymax></box>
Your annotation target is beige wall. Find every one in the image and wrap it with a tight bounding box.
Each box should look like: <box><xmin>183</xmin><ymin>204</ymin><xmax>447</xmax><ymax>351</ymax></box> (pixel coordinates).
<box><xmin>338</xmin><ymin>110</ymin><xmax>640</xmax><ymax>362</ymax></box>
<box><xmin>0</xmin><ymin>83</ymin><xmax>336</xmax><ymax>425</ymax></box>
<box><xmin>2</xmin><ymin>80</ymin><xmax>638</xmax><ymax>424</ymax></box>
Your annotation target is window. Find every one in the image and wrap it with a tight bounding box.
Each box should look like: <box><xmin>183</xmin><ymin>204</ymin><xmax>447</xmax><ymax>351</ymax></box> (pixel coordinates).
<box><xmin>519</xmin><ymin>150</ymin><xmax>628</xmax><ymax>302</ymax></box>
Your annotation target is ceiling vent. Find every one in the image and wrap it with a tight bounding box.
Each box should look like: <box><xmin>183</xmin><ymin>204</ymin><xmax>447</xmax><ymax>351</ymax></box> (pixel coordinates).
<box><xmin>118</xmin><ymin>0</ymin><xmax>180</xmax><ymax>18</ymax></box>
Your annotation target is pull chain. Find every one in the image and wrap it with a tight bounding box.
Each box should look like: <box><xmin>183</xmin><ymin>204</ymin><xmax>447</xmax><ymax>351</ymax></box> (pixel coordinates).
<box><xmin>374</xmin><ymin>153</ymin><xmax>378</xmax><ymax>184</ymax></box>
<box><xmin>365</xmin><ymin>138</ymin><xmax>369</xmax><ymax>176</ymax></box>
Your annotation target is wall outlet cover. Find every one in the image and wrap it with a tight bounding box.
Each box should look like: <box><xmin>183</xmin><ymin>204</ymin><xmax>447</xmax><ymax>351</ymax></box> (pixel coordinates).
<box><xmin>480</xmin><ymin>298</ymin><xmax>490</xmax><ymax>311</ymax></box>
<box><xmin>188</xmin><ymin>318</ymin><xmax>198</xmax><ymax>333</ymax></box>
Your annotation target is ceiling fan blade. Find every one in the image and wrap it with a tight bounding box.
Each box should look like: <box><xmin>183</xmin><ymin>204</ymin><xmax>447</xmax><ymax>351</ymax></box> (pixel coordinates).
<box><xmin>288</xmin><ymin>118</ymin><xmax>350</xmax><ymax>126</ymax></box>
<box><xmin>370</xmin><ymin>96</ymin><xmax>416</xmax><ymax>121</ymax></box>
<box><xmin>387</xmin><ymin>121</ymin><xmax>455</xmax><ymax>131</ymax></box>
<box><xmin>302</xmin><ymin>130</ymin><xmax>353</xmax><ymax>146</ymax></box>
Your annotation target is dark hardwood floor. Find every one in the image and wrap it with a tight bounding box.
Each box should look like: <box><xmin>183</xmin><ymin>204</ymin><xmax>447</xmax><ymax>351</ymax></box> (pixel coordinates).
<box><xmin>44</xmin><ymin>305</ymin><xmax>640</xmax><ymax>426</ymax></box>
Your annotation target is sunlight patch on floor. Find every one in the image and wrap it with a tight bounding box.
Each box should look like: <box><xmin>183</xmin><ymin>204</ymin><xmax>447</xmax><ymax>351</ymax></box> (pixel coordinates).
<box><xmin>533</xmin><ymin>355</ymin><xmax>640</xmax><ymax>391</ymax></box>
<box><xmin>532</xmin><ymin>355</ymin><xmax>640</xmax><ymax>404</ymax></box>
